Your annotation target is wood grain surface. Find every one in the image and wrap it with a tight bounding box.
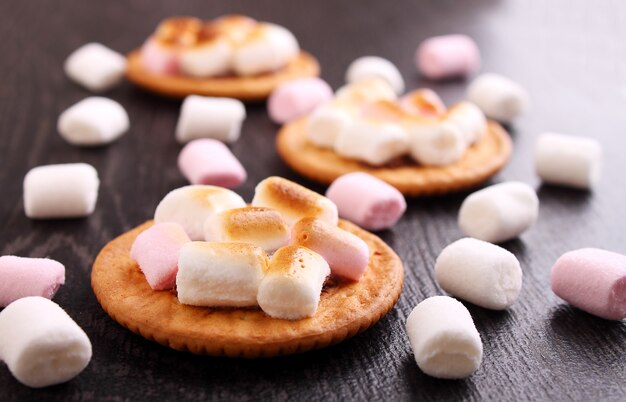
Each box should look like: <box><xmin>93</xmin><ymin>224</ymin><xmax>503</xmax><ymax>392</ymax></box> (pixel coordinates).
<box><xmin>1</xmin><ymin>0</ymin><xmax>626</xmax><ymax>401</ymax></box>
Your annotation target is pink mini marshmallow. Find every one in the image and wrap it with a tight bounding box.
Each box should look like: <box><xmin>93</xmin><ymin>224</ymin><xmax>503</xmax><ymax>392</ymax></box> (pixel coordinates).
<box><xmin>177</xmin><ymin>139</ymin><xmax>247</xmax><ymax>188</ymax></box>
<box><xmin>551</xmin><ymin>248</ymin><xmax>626</xmax><ymax>320</ymax></box>
<box><xmin>130</xmin><ymin>222</ymin><xmax>191</xmax><ymax>290</ymax></box>
<box><xmin>326</xmin><ymin>172</ymin><xmax>407</xmax><ymax>231</ymax></box>
<box><xmin>0</xmin><ymin>256</ymin><xmax>65</xmax><ymax>307</ymax></box>
<box><xmin>416</xmin><ymin>35</ymin><xmax>480</xmax><ymax>80</ymax></box>
<box><xmin>267</xmin><ymin>78</ymin><xmax>333</xmax><ymax>124</ymax></box>
<box><xmin>140</xmin><ymin>38</ymin><xmax>180</xmax><ymax>75</ymax></box>
<box><xmin>291</xmin><ymin>217</ymin><xmax>370</xmax><ymax>281</ymax></box>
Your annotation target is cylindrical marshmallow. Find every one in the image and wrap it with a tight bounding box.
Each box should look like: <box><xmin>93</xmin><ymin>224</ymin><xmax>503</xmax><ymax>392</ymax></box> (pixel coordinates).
<box><xmin>406</xmin><ymin>121</ymin><xmax>468</xmax><ymax>166</ymax></box>
<box><xmin>291</xmin><ymin>217</ymin><xmax>369</xmax><ymax>281</ymax></box>
<box><xmin>257</xmin><ymin>245</ymin><xmax>330</xmax><ymax>320</ymax></box>
<box><xmin>467</xmin><ymin>73</ymin><xmax>530</xmax><ymax>123</ymax></box>
<box><xmin>0</xmin><ymin>297</ymin><xmax>92</xmax><ymax>388</ymax></box>
<box><xmin>204</xmin><ymin>206</ymin><xmax>290</xmax><ymax>252</ymax></box>
<box><xmin>251</xmin><ymin>177</ymin><xmax>338</xmax><ymax>227</ymax></box>
<box><xmin>406</xmin><ymin>296</ymin><xmax>483</xmax><ymax>379</ymax></box>
<box><xmin>232</xmin><ymin>23</ymin><xmax>299</xmax><ymax>76</ymax></box>
<box><xmin>334</xmin><ymin>77</ymin><xmax>397</xmax><ymax>105</ymax></box>
<box><xmin>535</xmin><ymin>132</ymin><xmax>602</xmax><ymax>190</ymax></box>
<box><xmin>435</xmin><ymin>238</ymin><xmax>522</xmax><ymax>310</ymax></box>
<box><xmin>458</xmin><ymin>181</ymin><xmax>539</xmax><ymax>243</ymax></box>
<box><xmin>306</xmin><ymin>103</ymin><xmax>355</xmax><ymax>149</ymax></box>
<box><xmin>23</xmin><ymin>163</ymin><xmax>100</xmax><ymax>219</ymax></box>
<box><xmin>334</xmin><ymin>120</ymin><xmax>409</xmax><ymax>166</ymax></box>
<box><xmin>177</xmin><ymin>139</ymin><xmax>247</xmax><ymax>188</ymax></box>
<box><xmin>268</xmin><ymin>78</ymin><xmax>333</xmax><ymax>124</ymax></box>
<box><xmin>130</xmin><ymin>223</ymin><xmax>191</xmax><ymax>290</ymax></box>
<box><xmin>345</xmin><ymin>56</ymin><xmax>405</xmax><ymax>95</ymax></box>
<box><xmin>177</xmin><ymin>242</ymin><xmax>269</xmax><ymax>307</ymax></box>
<box><xmin>446</xmin><ymin>101</ymin><xmax>487</xmax><ymax>144</ymax></box>
<box><xmin>179</xmin><ymin>25</ymin><xmax>233</xmax><ymax>78</ymax></box>
<box><xmin>57</xmin><ymin>97</ymin><xmax>129</xmax><ymax>146</ymax></box>
<box><xmin>0</xmin><ymin>256</ymin><xmax>65</xmax><ymax>307</ymax></box>
<box><xmin>175</xmin><ymin>95</ymin><xmax>246</xmax><ymax>144</ymax></box>
<box><xmin>326</xmin><ymin>172</ymin><xmax>406</xmax><ymax>231</ymax></box>
<box><xmin>416</xmin><ymin>35</ymin><xmax>480</xmax><ymax>80</ymax></box>
<box><xmin>140</xmin><ymin>38</ymin><xmax>180</xmax><ymax>75</ymax></box>
<box><xmin>154</xmin><ymin>185</ymin><xmax>246</xmax><ymax>240</ymax></box>
<box><xmin>64</xmin><ymin>43</ymin><xmax>126</xmax><ymax>92</ymax></box>
<box><xmin>399</xmin><ymin>89</ymin><xmax>446</xmax><ymax>118</ymax></box>
<box><xmin>551</xmin><ymin>248</ymin><xmax>626</xmax><ymax>320</ymax></box>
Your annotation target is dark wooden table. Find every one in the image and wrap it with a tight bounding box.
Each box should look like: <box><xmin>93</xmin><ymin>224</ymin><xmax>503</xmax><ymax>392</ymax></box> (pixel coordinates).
<box><xmin>1</xmin><ymin>1</ymin><xmax>626</xmax><ymax>400</ymax></box>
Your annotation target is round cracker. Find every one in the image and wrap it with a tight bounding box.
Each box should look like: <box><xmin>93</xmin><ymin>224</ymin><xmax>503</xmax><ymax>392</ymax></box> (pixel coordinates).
<box><xmin>276</xmin><ymin>118</ymin><xmax>513</xmax><ymax>196</ymax></box>
<box><xmin>125</xmin><ymin>50</ymin><xmax>320</xmax><ymax>101</ymax></box>
<box><xmin>91</xmin><ymin>220</ymin><xmax>404</xmax><ymax>358</ymax></box>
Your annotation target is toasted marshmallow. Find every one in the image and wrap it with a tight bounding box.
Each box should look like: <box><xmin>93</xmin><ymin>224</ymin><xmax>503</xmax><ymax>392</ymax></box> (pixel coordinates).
<box><xmin>64</xmin><ymin>43</ymin><xmax>126</xmax><ymax>92</ymax></box>
<box><xmin>232</xmin><ymin>23</ymin><xmax>299</xmax><ymax>76</ymax></box>
<box><xmin>204</xmin><ymin>206</ymin><xmax>290</xmax><ymax>252</ymax></box>
<box><xmin>405</xmin><ymin>120</ymin><xmax>468</xmax><ymax>166</ymax></box>
<box><xmin>334</xmin><ymin>120</ymin><xmax>410</xmax><ymax>166</ymax></box>
<box><xmin>154</xmin><ymin>185</ymin><xmax>246</xmax><ymax>240</ymax></box>
<box><xmin>140</xmin><ymin>38</ymin><xmax>180</xmax><ymax>75</ymax></box>
<box><xmin>176</xmin><ymin>242</ymin><xmax>269</xmax><ymax>307</ymax></box>
<box><xmin>212</xmin><ymin>15</ymin><xmax>258</xmax><ymax>45</ymax></box>
<box><xmin>252</xmin><ymin>177</ymin><xmax>338</xmax><ymax>227</ymax></box>
<box><xmin>334</xmin><ymin>77</ymin><xmax>397</xmax><ymax>105</ymax></box>
<box><xmin>399</xmin><ymin>89</ymin><xmax>446</xmax><ymax>118</ymax></box>
<box><xmin>345</xmin><ymin>56</ymin><xmax>405</xmax><ymax>95</ymax></box>
<box><xmin>306</xmin><ymin>102</ymin><xmax>355</xmax><ymax>149</ymax></box>
<box><xmin>175</xmin><ymin>95</ymin><xmax>246</xmax><ymax>144</ymax></box>
<box><xmin>179</xmin><ymin>24</ymin><xmax>233</xmax><ymax>78</ymax></box>
<box><xmin>257</xmin><ymin>245</ymin><xmax>330</xmax><ymax>320</ymax></box>
<box><xmin>446</xmin><ymin>101</ymin><xmax>487</xmax><ymax>144</ymax></box>
<box><xmin>57</xmin><ymin>97</ymin><xmax>129</xmax><ymax>146</ymax></box>
<box><xmin>291</xmin><ymin>218</ymin><xmax>369</xmax><ymax>281</ymax></box>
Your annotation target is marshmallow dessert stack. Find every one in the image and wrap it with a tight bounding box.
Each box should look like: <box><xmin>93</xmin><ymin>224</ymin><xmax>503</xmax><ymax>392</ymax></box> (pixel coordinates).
<box><xmin>92</xmin><ymin>177</ymin><xmax>404</xmax><ymax>356</ymax></box>
<box><xmin>126</xmin><ymin>15</ymin><xmax>320</xmax><ymax>100</ymax></box>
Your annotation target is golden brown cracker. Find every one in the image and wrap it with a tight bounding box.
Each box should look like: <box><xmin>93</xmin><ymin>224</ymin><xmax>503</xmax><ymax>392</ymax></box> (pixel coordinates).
<box><xmin>91</xmin><ymin>220</ymin><xmax>404</xmax><ymax>358</ymax></box>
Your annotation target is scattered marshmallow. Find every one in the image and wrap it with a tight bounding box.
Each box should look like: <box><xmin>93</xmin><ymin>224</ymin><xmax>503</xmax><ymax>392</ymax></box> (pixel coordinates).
<box><xmin>177</xmin><ymin>242</ymin><xmax>269</xmax><ymax>307</ymax></box>
<box><xmin>334</xmin><ymin>77</ymin><xmax>397</xmax><ymax>104</ymax></box>
<box><xmin>458</xmin><ymin>181</ymin><xmax>539</xmax><ymax>243</ymax></box>
<box><xmin>177</xmin><ymin>139</ymin><xmax>246</xmax><ymax>188</ymax></box>
<box><xmin>467</xmin><ymin>73</ymin><xmax>530</xmax><ymax>123</ymax></box>
<box><xmin>334</xmin><ymin>120</ymin><xmax>409</xmax><ymax>166</ymax></box>
<box><xmin>399</xmin><ymin>89</ymin><xmax>446</xmax><ymax>118</ymax></box>
<box><xmin>179</xmin><ymin>26</ymin><xmax>232</xmax><ymax>78</ymax></box>
<box><xmin>0</xmin><ymin>256</ymin><xmax>65</xmax><ymax>307</ymax></box>
<box><xmin>306</xmin><ymin>103</ymin><xmax>354</xmax><ymax>149</ymax></box>
<box><xmin>23</xmin><ymin>163</ymin><xmax>99</xmax><ymax>219</ymax></box>
<box><xmin>268</xmin><ymin>78</ymin><xmax>333</xmax><ymax>124</ymax></box>
<box><xmin>446</xmin><ymin>101</ymin><xmax>487</xmax><ymax>144</ymax></box>
<box><xmin>291</xmin><ymin>217</ymin><xmax>369</xmax><ymax>281</ymax></box>
<box><xmin>435</xmin><ymin>238</ymin><xmax>522</xmax><ymax>310</ymax></box>
<box><xmin>175</xmin><ymin>95</ymin><xmax>246</xmax><ymax>144</ymax></box>
<box><xmin>130</xmin><ymin>223</ymin><xmax>191</xmax><ymax>290</ymax></box>
<box><xmin>154</xmin><ymin>185</ymin><xmax>246</xmax><ymax>240</ymax></box>
<box><xmin>0</xmin><ymin>297</ymin><xmax>92</xmax><ymax>388</ymax></box>
<box><xmin>406</xmin><ymin>296</ymin><xmax>483</xmax><ymax>379</ymax></box>
<box><xmin>257</xmin><ymin>245</ymin><xmax>330</xmax><ymax>320</ymax></box>
<box><xmin>252</xmin><ymin>177</ymin><xmax>338</xmax><ymax>227</ymax></box>
<box><xmin>345</xmin><ymin>56</ymin><xmax>405</xmax><ymax>95</ymax></box>
<box><xmin>64</xmin><ymin>43</ymin><xmax>126</xmax><ymax>92</ymax></box>
<box><xmin>416</xmin><ymin>35</ymin><xmax>480</xmax><ymax>80</ymax></box>
<box><xmin>57</xmin><ymin>97</ymin><xmax>129</xmax><ymax>146</ymax></box>
<box><xmin>204</xmin><ymin>206</ymin><xmax>290</xmax><ymax>252</ymax></box>
<box><xmin>406</xmin><ymin>121</ymin><xmax>468</xmax><ymax>166</ymax></box>
<box><xmin>551</xmin><ymin>248</ymin><xmax>626</xmax><ymax>320</ymax></box>
<box><xmin>232</xmin><ymin>23</ymin><xmax>299</xmax><ymax>76</ymax></box>
<box><xmin>326</xmin><ymin>172</ymin><xmax>406</xmax><ymax>231</ymax></box>
<box><xmin>535</xmin><ymin>132</ymin><xmax>602</xmax><ymax>190</ymax></box>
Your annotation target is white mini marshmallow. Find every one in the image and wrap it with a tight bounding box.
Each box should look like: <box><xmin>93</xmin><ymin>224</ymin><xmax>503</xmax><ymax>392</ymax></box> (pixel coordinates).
<box><xmin>535</xmin><ymin>132</ymin><xmax>602</xmax><ymax>190</ymax></box>
<box><xmin>334</xmin><ymin>77</ymin><xmax>397</xmax><ymax>104</ymax></box>
<box><xmin>435</xmin><ymin>238</ymin><xmax>523</xmax><ymax>310</ymax></box>
<box><xmin>23</xmin><ymin>163</ymin><xmax>99</xmax><ymax>219</ymax></box>
<box><xmin>458</xmin><ymin>181</ymin><xmax>539</xmax><ymax>243</ymax></box>
<box><xmin>257</xmin><ymin>245</ymin><xmax>330</xmax><ymax>320</ymax></box>
<box><xmin>446</xmin><ymin>101</ymin><xmax>487</xmax><ymax>144</ymax></box>
<box><xmin>154</xmin><ymin>185</ymin><xmax>246</xmax><ymax>240</ymax></box>
<box><xmin>0</xmin><ymin>297</ymin><xmax>92</xmax><ymax>388</ymax></box>
<box><xmin>57</xmin><ymin>97</ymin><xmax>129</xmax><ymax>146</ymax></box>
<box><xmin>232</xmin><ymin>23</ymin><xmax>299</xmax><ymax>76</ymax></box>
<box><xmin>179</xmin><ymin>36</ymin><xmax>233</xmax><ymax>78</ymax></box>
<box><xmin>335</xmin><ymin>120</ymin><xmax>409</xmax><ymax>166</ymax></box>
<box><xmin>176</xmin><ymin>242</ymin><xmax>269</xmax><ymax>307</ymax></box>
<box><xmin>345</xmin><ymin>56</ymin><xmax>406</xmax><ymax>95</ymax></box>
<box><xmin>406</xmin><ymin>296</ymin><xmax>483</xmax><ymax>379</ymax></box>
<box><xmin>467</xmin><ymin>73</ymin><xmax>530</xmax><ymax>123</ymax></box>
<box><xmin>175</xmin><ymin>95</ymin><xmax>246</xmax><ymax>144</ymax></box>
<box><xmin>306</xmin><ymin>103</ymin><xmax>355</xmax><ymax>149</ymax></box>
<box><xmin>406</xmin><ymin>121</ymin><xmax>467</xmax><ymax>166</ymax></box>
<box><xmin>64</xmin><ymin>42</ymin><xmax>126</xmax><ymax>92</ymax></box>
